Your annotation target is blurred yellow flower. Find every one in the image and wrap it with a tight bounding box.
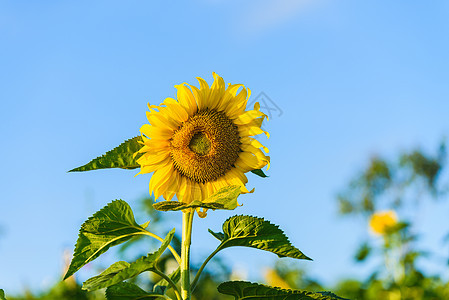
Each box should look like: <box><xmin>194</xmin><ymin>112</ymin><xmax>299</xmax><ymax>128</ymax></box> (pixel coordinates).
<box><xmin>264</xmin><ymin>268</ymin><xmax>291</xmax><ymax>290</ymax></box>
<box><xmin>369</xmin><ymin>210</ymin><xmax>398</xmax><ymax>235</ymax></box>
<box><xmin>137</xmin><ymin>73</ymin><xmax>270</xmax><ymax>205</ymax></box>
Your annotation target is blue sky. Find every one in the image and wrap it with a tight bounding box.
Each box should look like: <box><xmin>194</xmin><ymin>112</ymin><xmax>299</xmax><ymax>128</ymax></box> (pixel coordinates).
<box><xmin>1</xmin><ymin>0</ymin><xmax>449</xmax><ymax>294</ymax></box>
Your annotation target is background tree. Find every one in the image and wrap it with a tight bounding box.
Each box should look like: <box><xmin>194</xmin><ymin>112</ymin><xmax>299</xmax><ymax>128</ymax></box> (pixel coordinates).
<box><xmin>335</xmin><ymin>141</ymin><xmax>449</xmax><ymax>299</ymax></box>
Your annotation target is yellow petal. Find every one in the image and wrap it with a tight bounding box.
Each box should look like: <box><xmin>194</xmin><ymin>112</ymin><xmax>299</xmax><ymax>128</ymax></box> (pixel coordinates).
<box><xmin>177</xmin><ymin>177</ymin><xmax>191</xmax><ymax>203</ymax></box>
<box><xmin>236</xmin><ymin>152</ymin><xmax>267</xmax><ymax>171</ymax></box>
<box><xmin>238</xmin><ymin>124</ymin><xmax>270</xmax><ymax>138</ymax></box>
<box><xmin>240</xmin><ymin>137</ymin><xmax>269</xmax><ymax>153</ymax></box>
<box><xmin>162</xmin><ymin>99</ymin><xmax>189</xmax><ymax>123</ymax></box>
<box><xmin>196</xmin><ymin>77</ymin><xmax>211</xmax><ymax>108</ymax></box>
<box><xmin>226</xmin><ymin>88</ymin><xmax>248</xmax><ymax>119</ymax></box>
<box><xmin>208</xmin><ymin>72</ymin><xmax>226</xmax><ymax>110</ymax></box>
<box><xmin>155</xmin><ymin>165</ymin><xmax>177</xmax><ymax>199</ymax></box>
<box><xmin>228</xmin><ymin>168</ymin><xmax>249</xmax><ymax>185</ymax></box>
<box><xmin>164</xmin><ymin>171</ymin><xmax>180</xmax><ymax>201</ymax></box>
<box><xmin>234</xmin><ymin>109</ymin><xmax>266</xmax><ymax>126</ymax></box>
<box><xmin>140</xmin><ymin>138</ymin><xmax>170</xmax><ymax>151</ymax></box>
<box><xmin>222</xmin><ymin>172</ymin><xmax>249</xmax><ymax>194</ymax></box>
<box><xmin>140</xmin><ymin>124</ymin><xmax>173</xmax><ymax>139</ymax></box>
<box><xmin>175</xmin><ymin>84</ymin><xmax>197</xmax><ymax>116</ymax></box>
<box><xmin>136</xmin><ymin>156</ymin><xmax>171</xmax><ymax>175</ymax></box>
<box><xmin>137</xmin><ymin>151</ymin><xmax>170</xmax><ymax>166</ymax></box>
<box><xmin>149</xmin><ymin>163</ymin><xmax>173</xmax><ymax>199</ymax></box>
<box><xmin>146</xmin><ymin>111</ymin><xmax>179</xmax><ymax>130</ymax></box>
<box><xmin>188</xmin><ymin>84</ymin><xmax>205</xmax><ymax>111</ymax></box>
<box><xmin>192</xmin><ymin>182</ymin><xmax>203</xmax><ymax>202</ymax></box>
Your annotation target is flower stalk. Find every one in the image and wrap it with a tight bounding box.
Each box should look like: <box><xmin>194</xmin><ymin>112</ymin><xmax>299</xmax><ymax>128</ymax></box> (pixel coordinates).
<box><xmin>180</xmin><ymin>209</ymin><xmax>194</xmax><ymax>300</ymax></box>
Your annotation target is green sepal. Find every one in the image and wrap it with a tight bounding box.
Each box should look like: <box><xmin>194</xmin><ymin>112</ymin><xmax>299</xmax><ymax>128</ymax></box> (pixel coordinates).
<box><xmin>217</xmin><ymin>281</ymin><xmax>348</xmax><ymax>300</ymax></box>
<box><xmin>64</xmin><ymin>200</ymin><xmax>150</xmax><ymax>279</ymax></box>
<box><xmin>153</xmin><ymin>267</ymin><xmax>181</xmax><ymax>294</ymax></box>
<box><xmin>153</xmin><ymin>185</ymin><xmax>241</xmax><ymax>212</ymax></box>
<box><xmin>105</xmin><ymin>282</ymin><xmax>165</xmax><ymax>300</ymax></box>
<box><xmin>69</xmin><ymin>136</ymin><xmax>143</xmax><ymax>172</ymax></box>
<box><xmin>209</xmin><ymin>215</ymin><xmax>312</xmax><ymax>260</ymax></box>
<box><xmin>251</xmin><ymin>169</ymin><xmax>268</xmax><ymax>178</ymax></box>
<box><xmin>0</xmin><ymin>289</ymin><xmax>6</xmax><ymax>300</ymax></box>
<box><xmin>82</xmin><ymin>229</ymin><xmax>175</xmax><ymax>291</ymax></box>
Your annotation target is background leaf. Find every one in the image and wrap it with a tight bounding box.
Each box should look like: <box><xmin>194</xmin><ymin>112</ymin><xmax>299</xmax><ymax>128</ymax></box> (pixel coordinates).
<box><xmin>209</xmin><ymin>215</ymin><xmax>311</xmax><ymax>260</ymax></box>
<box><xmin>82</xmin><ymin>261</ymin><xmax>130</xmax><ymax>292</ymax></box>
<box><xmin>105</xmin><ymin>282</ymin><xmax>165</xmax><ymax>300</ymax></box>
<box><xmin>83</xmin><ymin>229</ymin><xmax>175</xmax><ymax>291</ymax></box>
<box><xmin>69</xmin><ymin>136</ymin><xmax>142</xmax><ymax>172</ymax></box>
<box><xmin>217</xmin><ymin>281</ymin><xmax>348</xmax><ymax>300</ymax></box>
<box><xmin>64</xmin><ymin>200</ymin><xmax>150</xmax><ymax>279</ymax></box>
<box><xmin>0</xmin><ymin>289</ymin><xmax>6</xmax><ymax>300</ymax></box>
<box><xmin>251</xmin><ymin>169</ymin><xmax>268</xmax><ymax>178</ymax></box>
<box><xmin>153</xmin><ymin>186</ymin><xmax>241</xmax><ymax>212</ymax></box>
<box><xmin>153</xmin><ymin>267</ymin><xmax>180</xmax><ymax>294</ymax></box>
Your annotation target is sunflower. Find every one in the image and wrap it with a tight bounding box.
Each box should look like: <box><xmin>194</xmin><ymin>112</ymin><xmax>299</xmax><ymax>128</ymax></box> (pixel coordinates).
<box><xmin>369</xmin><ymin>210</ymin><xmax>398</xmax><ymax>235</ymax></box>
<box><xmin>136</xmin><ymin>73</ymin><xmax>270</xmax><ymax>207</ymax></box>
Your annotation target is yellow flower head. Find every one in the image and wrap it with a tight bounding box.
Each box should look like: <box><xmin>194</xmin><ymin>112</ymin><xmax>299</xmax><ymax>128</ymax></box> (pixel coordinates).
<box><xmin>136</xmin><ymin>73</ymin><xmax>270</xmax><ymax>204</ymax></box>
<box><xmin>369</xmin><ymin>210</ymin><xmax>398</xmax><ymax>235</ymax></box>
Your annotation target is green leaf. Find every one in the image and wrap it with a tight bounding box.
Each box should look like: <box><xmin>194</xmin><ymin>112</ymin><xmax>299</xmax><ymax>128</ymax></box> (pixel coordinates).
<box><xmin>0</xmin><ymin>289</ymin><xmax>6</xmax><ymax>300</ymax></box>
<box><xmin>106</xmin><ymin>282</ymin><xmax>165</xmax><ymax>300</ymax></box>
<box><xmin>82</xmin><ymin>261</ymin><xmax>130</xmax><ymax>291</ymax></box>
<box><xmin>83</xmin><ymin>229</ymin><xmax>175</xmax><ymax>291</ymax></box>
<box><xmin>316</xmin><ymin>292</ymin><xmax>349</xmax><ymax>299</ymax></box>
<box><xmin>251</xmin><ymin>169</ymin><xmax>268</xmax><ymax>178</ymax></box>
<box><xmin>153</xmin><ymin>185</ymin><xmax>241</xmax><ymax>212</ymax></box>
<box><xmin>209</xmin><ymin>215</ymin><xmax>311</xmax><ymax>260</ymax></box>
<box><xmin>354</xmin><ymin>242</ymin><xmax>371</xmax><ymax>262</ymax></box>
<box><xmin>64</xmin><ymin>200</ymin><xmax>150</xmax><ymax>279</ymax></box>
<box><xmin>69</xmin><ymin>136</ymin><xmax>143</xmax><ymax>172</ymax></box>
<box><xmin>153</xmin><ymin>267</ymin><xmax>180</xmax><ymax>294</ymax></box>
<box><xmin>217</xmin><ymin>281</ymin><xmax>348</xmax><ymax>300</ymax></box>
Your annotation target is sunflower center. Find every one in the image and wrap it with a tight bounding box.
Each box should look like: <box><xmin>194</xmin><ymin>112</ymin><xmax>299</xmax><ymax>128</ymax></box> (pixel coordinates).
<box><xmin>170</xmin><ymin>109</ymin><xmax>241</xmax><ymax>183</ymax></box>
<box><xmin>189</xmin><ymin>132</ymin><xmax>211</xmax><ymax>156</ymax></box>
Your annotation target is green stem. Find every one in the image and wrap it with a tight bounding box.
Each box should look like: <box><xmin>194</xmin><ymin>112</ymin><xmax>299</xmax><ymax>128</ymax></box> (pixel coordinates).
<box><xmin>191</xmin><ymin>246</ymin><xmax>221</xmax><ymax>291</ymax></box>
<box><xmin>142</xmin><ymin>231</ymin><xmax>181</xmax><ymax>264</ymax></box>
<box><xmin>180</xmin><ymin>210</ymin><xmax>194</xmax><ymax>300</ymax></box>
<box><xmin>152</xmin><ymin>268</ymin><xmax>182</xmax><ymax>300</ymax></box>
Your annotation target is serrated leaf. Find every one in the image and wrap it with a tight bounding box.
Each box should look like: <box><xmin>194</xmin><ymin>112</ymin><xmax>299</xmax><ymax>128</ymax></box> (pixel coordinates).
<box><xmin>208</xmin><ymin>229</ymin><xmax>224</xmax><ymax>241</ymax></box>
<box><xmin>153</xmin><ymin>185</ymin><xmax>241</xmax><ymax>212</ymax></box>
<box><xmin>83</xmin><ymin>229</ymin><xmax>175</xmax><ymax>291</ymax></box>
<box><xmin>0</xmin><ymin>289</ymin><xmax>6</xmax><ymax>300</ymax></box>
<box><xmin>106</xmin><ymin>282</ymin><xmax>165</xmax><ymax>300</ymax></box>
<box><xmin>64</xmin><ymin>200</ymin><xmax>150</xmax><ymax>279</ymax></box>
<box><xmin>251</xmin><ymin>169</ymin><xmax>268</xmax><ymax>178</ymax></box>
<box><xmin>69</xmin><ymin>136</ymin><xmax>143</xmax><ymax>172</ymax></box>
<box><xmin>153</xmin><ymin>267</ymin><xmax>180</xmax><ymax>294</ymax></box>
<box><xmin>217</xmin><ymin>281</ymin><xmax>348</xmax><ymax>300</ymax></box>
<box><xmin>82</xmin><ymin>261</ymin><xmax>130</xmax><ymax>291</ymax></box>
<box><xmin>316</xmin><ymin>292</ymin><xmax>349</xmax><ymax>299</ymax></box>
<box><xmin>210</xmin><ymin>215</ymin><xmax>311</xmax><ymax>260</ymax></box>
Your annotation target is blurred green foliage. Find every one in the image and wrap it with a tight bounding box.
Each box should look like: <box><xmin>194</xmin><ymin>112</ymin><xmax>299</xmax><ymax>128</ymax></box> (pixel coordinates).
<box><xmin>334</xmin><ymin>141</ymin><xmax>449</xmax><ymax>300</ymax></box>
<box><xmin>6</xmin><ymin>142</ymin><xmax>449</xmax><ymax>299</ymax></box>
<box><xmin>338</xmin><ymin>141</ymin><xmax>446</xmax><ymax>215</ymax></box>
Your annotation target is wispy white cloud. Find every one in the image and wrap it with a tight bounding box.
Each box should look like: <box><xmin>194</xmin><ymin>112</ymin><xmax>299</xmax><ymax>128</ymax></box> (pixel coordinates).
<box><xmin>240</xmin><ymin>0</ymin><xmax>322</xmax><ymax>34</ymax></box>
<box><xmin>200</xmin><ymin>0</ymin><xmax>325</xmax><ymax>36</ymax></box>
